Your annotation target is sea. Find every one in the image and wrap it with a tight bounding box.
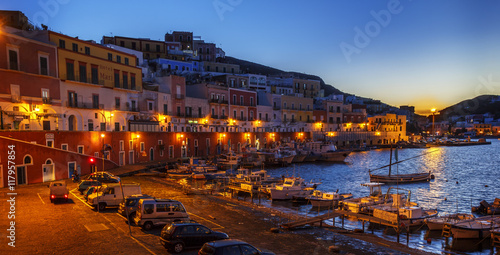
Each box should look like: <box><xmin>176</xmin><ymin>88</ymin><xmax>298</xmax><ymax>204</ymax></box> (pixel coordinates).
<box><xmin>261</xmin><ymin>139</ymin><xmax>500</xmax><ymax>254</ymax></box>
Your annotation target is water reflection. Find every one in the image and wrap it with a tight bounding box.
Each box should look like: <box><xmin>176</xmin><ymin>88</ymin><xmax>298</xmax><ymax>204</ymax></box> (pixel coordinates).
<box><xmin>263</xmin><ymin>139</ymin><xmax>500</xmax><ymax>254</ymax></box>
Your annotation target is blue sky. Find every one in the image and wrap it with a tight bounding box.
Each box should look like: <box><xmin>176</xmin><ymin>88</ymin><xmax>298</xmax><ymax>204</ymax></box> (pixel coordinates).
<box><xmin>4</xmin><ymin>0</ymin><xmax>500</xmax><ymax>114</ymax></box>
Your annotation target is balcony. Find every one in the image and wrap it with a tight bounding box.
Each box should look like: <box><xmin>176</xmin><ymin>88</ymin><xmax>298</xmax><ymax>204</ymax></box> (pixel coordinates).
<box><xmin>42</xmin><ymin>97</ymin><xmax>52</xmax><ymax>104</ymax></box>
<box><xmin>61</xmin><ymin>73</ymin><xmax>105</xmax><ymax>85</ymax></box>
<box><xmin>126</xmin><ymin>106</ymin><xmax>141</xmax><ymax>112</ymax></box>
<box><xmin>66</xmin><ymin>101</ymin><xmax>100</xmax><ymax>109</ymax></box>
<box><xmin>175</xmin><ymin>94</ymin><xmax>185</xmax><ymax>100</ymax></box>
<box><xmin>11</xmin><ymin>95</ymin><xmax>21</xmax><ymax>103</ymax></box>
<box><xmin>273</xmin><ymin>106</ymin><xmax>281</xmax><ymax>110</ymax></box>
<box><xmin>209</xmin><ymin>98</ymin><xmax>228</xmax><ymax>104</ymax></box>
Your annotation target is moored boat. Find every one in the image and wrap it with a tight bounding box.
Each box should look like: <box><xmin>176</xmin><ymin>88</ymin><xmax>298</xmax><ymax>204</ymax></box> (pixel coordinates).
<box><xmin>268</xmin><ymin>177</ymin><xmax>319</xmax><ymax>200</ymax></box>
<box><xmin>425</xmin><ymin>213</ymin><xmax>475</xmax><ymax>231</ymax></box>
<box><xmin>449</xmin><ymin>215</ymin><xmax>500</xmax><ymax>239</ymax></box>
<box><xmin>307</xmin><ymin>190</ymin><xmax>353</xmax><ymax>208</ymax></box>
<box><xmin>340</xmin><ymin>183</ymin><xmax>389</xmax><ymax>213</ymax></box>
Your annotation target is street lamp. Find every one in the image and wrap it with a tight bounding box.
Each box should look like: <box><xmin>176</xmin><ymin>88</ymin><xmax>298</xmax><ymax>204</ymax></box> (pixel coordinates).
<box><xmin>101</xmin><ymin>134</ymin><xmax>105</xmax><ymax>171</ymax></box>
<box><xmin>431</xmin><ymin>108</ymin><xmax>436</xmax><ymax>136</ymax></box>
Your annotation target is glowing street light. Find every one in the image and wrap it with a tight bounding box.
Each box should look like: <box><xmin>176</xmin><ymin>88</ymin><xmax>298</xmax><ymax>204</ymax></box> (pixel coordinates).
<box><xmin>431</xmin><ymin>108</ymin><xmax>436</xmax><ymax>136</ymax></box>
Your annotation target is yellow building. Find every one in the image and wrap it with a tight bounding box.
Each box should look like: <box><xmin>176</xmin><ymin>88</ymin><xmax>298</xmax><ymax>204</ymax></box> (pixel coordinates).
<box><xmin>292</xmin><ymin>78</ymin><xmax>321</xmax><ymax>98</ymax></box>
<box><xmin>281</xmin><ymin>95</ymin><xmax>313</xmax><ymax>123</ymax></box>
<box><xmin>48</xmin><ymin>32</ymin><xmax>142</xmax><ymax>92</ymax></box>
<box><xmin>102</xmin><ymin>36</ymin><xmax>169</xmax><ymax>60</ymax></box>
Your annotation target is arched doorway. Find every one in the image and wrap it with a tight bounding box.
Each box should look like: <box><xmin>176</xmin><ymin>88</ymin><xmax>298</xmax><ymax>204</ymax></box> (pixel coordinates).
<box><xmin>68</xmin><ymin>115</ymin><xmax>77</xmax><ymax>131</ymax></box>
<box><xmin>149</xmin><ymin>148</ymin><xmax>154</xmax><ymax>161</ymax></box>
<box><xmin>42</xmin><ymin>159</ymin><xmax>55</xmax><ymax>182</ymax></box>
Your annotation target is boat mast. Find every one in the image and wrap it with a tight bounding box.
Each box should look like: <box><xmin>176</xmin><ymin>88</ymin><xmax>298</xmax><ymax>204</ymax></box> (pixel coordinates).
<box><xmin>388</xmin><ymin>144</ymin><xmax>393</xmax><ymax>177</ymax></box>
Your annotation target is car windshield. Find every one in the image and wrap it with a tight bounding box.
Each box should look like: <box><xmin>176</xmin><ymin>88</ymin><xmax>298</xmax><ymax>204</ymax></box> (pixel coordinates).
<box><xmin>200</xmin><ymin>244</ymin><xmax>215</xmax><ymax>255</ymax></box>
<box><xmin>125</xmin><ymin>199</ymin><xmax>137</xmax><ymax>206</ymax></box>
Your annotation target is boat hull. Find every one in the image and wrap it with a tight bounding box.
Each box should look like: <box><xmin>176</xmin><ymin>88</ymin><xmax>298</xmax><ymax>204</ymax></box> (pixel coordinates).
<box><xmin>318</xmin><ymin>151</ymin><xmax>351</xmax><ymax>162</ymax></box>
<box><xmin>369</xmin><ymin>172</ymin><xmax>432</xmax><ymax>183</ymax></box>
<box><xmin>270</xmin><ymin>189</ymin><xmax>312</xmax><ymax>200</ymax></box>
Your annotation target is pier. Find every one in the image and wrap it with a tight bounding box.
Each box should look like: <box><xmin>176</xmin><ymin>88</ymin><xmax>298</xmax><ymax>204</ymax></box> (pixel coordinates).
<box><xmin>280</xmin><ymin>209</ymin><xmax>413</xmax><ymax>244</ymax></box>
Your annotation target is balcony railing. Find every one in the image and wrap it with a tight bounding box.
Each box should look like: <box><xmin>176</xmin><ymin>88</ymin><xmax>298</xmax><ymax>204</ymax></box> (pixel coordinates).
<box><xmin>126</xmin><ymin>106</ymin><xmax>141</xmax><ymax>112</ymax></box>
<box><xmin>66</xmin><ymin>101</ymin><xmax>100</xmax><ymax>109</ymax></box>
<box><xmin>42</xmin><ymin>97</ymin><xmax>52</xmax><ymax>104</ymax></box>
<box><xmin>273</xmin><ymin>106</ymin><xmax>281</xmax><ymax>110</ymax></box>
<box><xmin>61</xmin><ymin>73</ymin><xmax>105</xmax><ymax>85</ymax></box>
<box><xmin>11</xmin><ymin>95</ymin><xmax>21</xmax><ymax>103</ymax></box>
<box><xmin>175</xmin><ymin>94</ymin><xmax>185</xmax><ymax>100</ymax></box>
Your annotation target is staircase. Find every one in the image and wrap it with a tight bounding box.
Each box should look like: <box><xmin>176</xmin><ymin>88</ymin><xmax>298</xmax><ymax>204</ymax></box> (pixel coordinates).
<box><xmin>442</xmin><ymin>223</ymin><xmax>452</xmax><ymax>237</ymax></box>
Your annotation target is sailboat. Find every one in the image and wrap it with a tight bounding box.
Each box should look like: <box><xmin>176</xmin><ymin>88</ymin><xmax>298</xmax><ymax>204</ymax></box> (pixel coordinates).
<box><xmin>369</xmin><ymin>146</ymin><xmax>435</xmax><ymax>183</ymax></box>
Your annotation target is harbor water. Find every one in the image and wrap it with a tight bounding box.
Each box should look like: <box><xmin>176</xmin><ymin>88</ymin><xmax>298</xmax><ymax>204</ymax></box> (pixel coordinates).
<box><xmin>262</xmin><ymin>139</ymin><xmax>500</xmax><ymax>254</ymax></box>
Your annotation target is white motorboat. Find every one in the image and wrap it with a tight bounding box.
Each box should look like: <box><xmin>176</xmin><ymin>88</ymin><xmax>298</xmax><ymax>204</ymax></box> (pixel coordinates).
<box><xmin>268</xmin><ymin>177</ymin><xmax>319</xmax><ymax>200</ymax></box>
<box><xmin>304</xmin><ymin>142</ymin><xmax>351</xmax><ymax>162</ymax></box>
<box><xmin>340</xmin><ymin>183</ymin><xmax>389</xmax><ymax>213</ymax></box>
<box><xmin>307</xmin><ymin>190</ymin><xmax>353</xmax><ymax>208</ymax></box>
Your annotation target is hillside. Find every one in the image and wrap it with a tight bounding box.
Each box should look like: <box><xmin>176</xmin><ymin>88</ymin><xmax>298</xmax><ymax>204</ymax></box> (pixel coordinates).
<box><xmin>438</xmin><ymin>95</ymin><xmax>500</xmax><ymax>120</ymax></box>
<box><xmin>224</xmin><ymin>56</ymin><xmax>343</xmax><ymax>95</ymax></box>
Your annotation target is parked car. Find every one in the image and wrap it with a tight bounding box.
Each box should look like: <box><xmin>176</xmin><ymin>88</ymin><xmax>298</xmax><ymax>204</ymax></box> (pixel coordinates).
<box><xmin>87</xmin><ymin>171</ymin><xmax>120</xmax><ymax>183</ymax></box>
<box><xmin>118</xmin><ymin>194</ymin><xmax>153</xmax><ymax>221</ymax></box>
<box><xmin>49</xmin><ymin>181</ymin><xmax>69</xmax><ymax>203</ymax></box>
<box><xmin>78</xmin><ymin>180</ymin><xmax>101</xmax><ymax>194</ymax></box>
<box><xmin>82</xmin><ymin>186</ymin><xmax>98</xmax><ymax>201</ymax></box>
<box><xmin>160</xmin><ymin>222</ymin><xmax>228</xmax><ymax>253</ymax></box>
<box><xmin>199</xmin><ymin>239</ymin><xmax>275</xmax><ymax>255</ymax></box>
<box><xmin>134</xmin><ymin>198</ymin><xmax>190</xmax><ymax>230</ymax></box>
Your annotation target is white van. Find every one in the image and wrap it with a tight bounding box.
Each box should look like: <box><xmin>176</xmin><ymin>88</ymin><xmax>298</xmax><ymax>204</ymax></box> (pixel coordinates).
<box><xmin>134</xmin><ymin>198</ymin><xmax>190</xmax><ymax>230</ymax></box>
<box><xmin>87</xmin><ymin>183</ymin><xmax>141</xmax><ymax>210</ymax></box>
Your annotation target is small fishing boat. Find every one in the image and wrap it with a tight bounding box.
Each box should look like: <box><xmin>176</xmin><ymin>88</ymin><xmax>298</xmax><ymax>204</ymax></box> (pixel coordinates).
<box><xmin>369</xmin><ymin>146</ymin><xmax>435</xmax><ymax>183</ymax></box>
<box><xmin>340</xmin><ymin>183</ymin><xmax>389</xmax><ymax>213</ymax></box>
<box><xmin>425</xmin><ymin>213</ymin><xmax>475</xmax><ymax>231</ymax></box>
<box><xmin>370</xmin><ymin>189</ymin><xmax>438</xmax><ymax>227</ymax></box>
<box><xmin>449</xmin><ymin>215</ymin><xmax>500</xmax><ymax>239</ymax></box>
<box><xmin>307</xmin><ymin>190</ymin><xmax>353</xmax><ymax>208</ymax></box>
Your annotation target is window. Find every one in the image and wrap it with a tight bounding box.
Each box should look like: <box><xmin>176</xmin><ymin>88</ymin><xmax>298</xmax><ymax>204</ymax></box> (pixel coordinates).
<box><xmin>84</xmin><ymin>47</ymin><xmax>90</xmax><ymax>55</ymax></box>
<box><xmin>199</xmin><ymin>48</ymin><xmax>203</xmax><ymax>54</ymax></box>
<box><xmin>79</xmin><ymin>63</ymin><xmax>87</xmax><ymax>83</ymax></box>
<box><xmin>169</xmin><ymin>145</ymin><xmax>174</xmax><ymax>158</ymax></box>
<box><xmin>8</xmin><ymin>49</ymin><xmax>19</xmax><ymax>70</ymax></box>
<box><xmin>68</xmin><ymin>91</ymin><xmax>77</xmax><ymax>107</ymax></box>
<box><xmin>59</xmin><ymin>39</ymin><xmax>65</xmax><ymax>49</ymax></box>
<box><xmin>120</xmin><ymin>41</ymin><xmax>125</xmax><ymax>47</ymax></box>
<box><xmin>115</xmin><ymin>98</ymin><xmax>120</xmax><ymax>109</ymax></box>
<box><xmin>23</xmin><ymin>155</ymin><xmax>32</xmax><ymax>164</ymax></box>
<box><xmin>91</xmin><ymin>65</ymin><xmax>98</xmax><ymax>84</ymax></box>
<box><xmin>66</xmin><ymin>60</ymin><xmax>74</xmax><ymax>80</ymax></box>
<box><xmin>131</xmin><ymin>74</ymin><xmax>136</xmax><ymax>90</ymax></box>
<box><xmin>124</xmin><ymin>58</ymin><xmax>129</xmax><ymax>65</ymax></box>
<box><xmin>140</xmin><ymin>142</ymin><xmax>145</xmax><ymax>152</ymax></box>
<box><xmin>156</xmin><ymin>45</ymin><xmax>160</xmax><ymax>52</ymax></box>
<box><xmin>122</xmin><ymin>72</ymin><xmax>128</xmax><ymax>89</ymax></box>
<box><xmin>163</xmin><ymin>104</ymin><xmax>168</xmax><ymax>114</ymax></box>
<box><xmin>156</xmin><ymin>204</ymin><xmax>168</xmax><ymax>212</ymax></box>
<box><xmin>114</xmin><ymin>70</ymin><xmax>120</xmax><ymax>88</ymax></box>
<box><xmin>39</xmin><ymin>55</ymin><xmax>48</xmax><ymax>75</ymax></box>
<box><xmin>131</xmin><ymin>42</ymin><xmax>136</xmax><ymax>49</ymax></box>
<box><xmin>148</xmin><ymin>101</ymin><xmax>153</xmax><ymax>111</ymax></box>
<box><xmin>77</xmin><ymin>145</ymin><xmax>84</xmax><ymax>154</ymax></box>
<box><xmin>92</xmin><ymin>94</ymin><xmax>99</xmax><ymax>109</ymax></box>
<box><xmin>42</xmin><ymin>89</ymin><xmax>49</xmax><ymax>101</ymax></box>
<box><xmin>250</xmin><ymin>97</ymin><xmax>254</xmax><ymax>106</ymax></box>
<box><xmin>240</xmin><ymin>96</ymin><xmax>244</xmax><ymax>106</ymax></box>
<box><xmin>72</xmin><ymin>43</ymin><xmax>78</xmax><ymax>52</ymax></box>
<box><xmin>145</xmin><ymin>44</ymin><xmax>150</xmax><ymax>51</ymax></box>
<box><xmin>61</xmin><ymin>144</ymin><xmax>68</xmax><ymax>151</ymax></box>
<box><xmin>143</xmin><ymin>204</ymin><xmax>154</xmax><ymax>214</ymax></box>
<box><xmin>116</xmin><ymin>55</ymin><xmax>121</xmax><ymax>63</ymax></box>
<box><xmin>108</xmin><ymin>53</ymin><xmax>112</xmax><ymax>61</ymax></box>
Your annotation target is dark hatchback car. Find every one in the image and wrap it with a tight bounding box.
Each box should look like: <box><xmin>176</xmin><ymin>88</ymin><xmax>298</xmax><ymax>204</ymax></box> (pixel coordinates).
<box><xmin>77</xmin><ymin>180</ymin><xmax>101</xmax><ymax>194</ymax></box>
<box><xmin>160</xmin><ymin>222</ymin><xmax>229</xmax><ymax>253</ymax></box>
<box><xmin>199</xmin><ymin>239</ymin><xmax>275</xmax><ymax>255</ymax></box>
<box><xmin>87</xmin><ymin>171</ymin><xmax>120</xmax><ymax>183</ymax></box>
<box><xmin>82</xmin><ymin>186</ymin><xmax>98</xmax><ymax>201</ymax></box>
<box><xmin>118</xmin><ymin>194</ymin><xmax>153</xmax><ymax>221</ymax></box>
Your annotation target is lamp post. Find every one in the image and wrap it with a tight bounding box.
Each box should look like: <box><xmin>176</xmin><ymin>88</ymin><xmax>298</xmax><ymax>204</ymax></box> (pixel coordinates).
<box><xmin>101</xmin><ymin>134</ymin><xmax>105</xmax><ymax>171</ymax></box>
<box><xmin>431</xmin><ymin>108</ymin><xmax>436</xmax><ymax>137</ymax></box>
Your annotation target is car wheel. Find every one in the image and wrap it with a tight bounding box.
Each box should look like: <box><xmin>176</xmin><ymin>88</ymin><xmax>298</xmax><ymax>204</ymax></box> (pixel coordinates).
<box><xmin>98</xmin><ymin>202</ymin><xmax>106</xmax><ymax>211</ymax></box>
<box><xmin>142</xmin><ymin>221</ymin><xmax>153</xmax><ymax>231</ymax></box>
<box><xmin>173</xmin><ymin>242</ymin><xmax>184</xmax><ymax>253</ymax></box>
